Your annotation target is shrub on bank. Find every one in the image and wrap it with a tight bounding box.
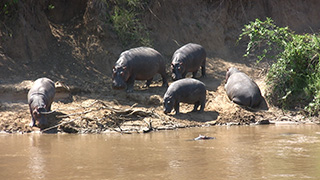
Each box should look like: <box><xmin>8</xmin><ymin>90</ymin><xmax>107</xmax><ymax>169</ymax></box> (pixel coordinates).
<box><xmin>105</xmin><ymin>0</ymin><xmax>152</xmax><ymax>47</ymax></box>
<box><xmin>239</xmin><ymin>18</ymin><xmax>320</xmax><ymax>115</ymax></box>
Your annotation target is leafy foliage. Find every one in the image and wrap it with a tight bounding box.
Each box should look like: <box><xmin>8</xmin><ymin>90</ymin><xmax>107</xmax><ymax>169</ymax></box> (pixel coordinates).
<box><xmin>106</xmin><ymin>0</ymin><xmax>151</xmax><ymax>47</ymax></box>
<box><xmin>0</xmin><ymin>0</ymin><xmax>18</xmax><ymax>20</ymax></box>
<box><xmin>239</xmin><ymin>18</ymin><xmax>320</xmax><ymax>115</ymax></box>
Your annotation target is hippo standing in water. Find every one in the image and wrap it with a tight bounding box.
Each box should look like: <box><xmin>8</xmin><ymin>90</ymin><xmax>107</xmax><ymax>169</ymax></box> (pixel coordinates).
<box><xmin>28</xmin><ymin>77</ymin><xmax>55</xmax><ymax>128</ymax></box>
<box><xmin>163</xmin><ymin>78</ymin><xmax>206</xmax><ymax>115</ymax></box>
<box><xmin>112</xmin><ymin>47</ymin><xmax>168</xmax><ymax>92</ymax></box>
<box><xmin>225</xmin><ymin>67</ymin><xmax>262</xmax><ymax>108</ymax></box>
<box><xmin>171</xmin><ymin>43</ymin><xmax>206</xmax><ymax>80</ymax></box>
<box><xmin>194</xmin><ymin>134</ymin><xmax>215</xmax><ymax>141</ymax></box>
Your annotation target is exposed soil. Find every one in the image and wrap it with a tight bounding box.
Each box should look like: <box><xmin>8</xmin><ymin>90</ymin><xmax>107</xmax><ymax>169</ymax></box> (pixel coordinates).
<box><xmin>1</xmin><ymin>0</ymin><xmax>320</xmax><ymax>134</ymax></box>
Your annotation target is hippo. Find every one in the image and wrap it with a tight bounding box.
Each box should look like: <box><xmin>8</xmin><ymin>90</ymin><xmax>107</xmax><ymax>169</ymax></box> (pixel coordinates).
<box><xmin>112</xmin><ymin>47</ymin><xmax>168</xmax><ymax>92</ymax></box>
<box><xmin>224</xmin><ymin>67</ymin><xmax>263</xmax><ymax>108</ymax></box>
<box><xmin>27</xmin><ymin>77</ymin><xmax>55</xmax><ymax>128</ymax></box>
<box><xmin>171</xmin><ymin>43</ymin><xmax>206</xmax><ymax>80</ymax></box>
<box><xmin>163</xmin><ymin>78</ymin><xmax>206</xmax><ymax>115</ymax></box>
<box><xmin>194</xmin><ymin>134</ymin><xmax>215</xmax><ymax>141</ymax></box>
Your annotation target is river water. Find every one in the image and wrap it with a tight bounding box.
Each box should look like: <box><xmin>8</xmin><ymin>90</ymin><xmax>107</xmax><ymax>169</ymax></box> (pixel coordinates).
<box><xmin>1</xmin><ymin>125</ymin><xmax>320</xmax><ymax>180</ymax></box>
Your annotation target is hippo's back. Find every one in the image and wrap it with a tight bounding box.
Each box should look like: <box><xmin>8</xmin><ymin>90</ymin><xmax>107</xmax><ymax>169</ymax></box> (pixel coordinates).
<box><xmin>166</xmin><ymin>78</ymin><xmax>206</xmax><ymax>103</ymax></box>
<box><xmin>28</xmin><ymin>78</ymin><xmax>55</xmax><ymax>103</ymax></box>
<box><xmin>225</xmin><ymin>72</ymin><xmax>262</xmax><ymax>107</ymax></box>
<box><xmin>119</xmin><ymin>47</ymin><xmax>163</xmax><ymax>65</ymax></box>
<box><xmin>117</xmin><ymin>47</ymin><xmax>165</xmax><ymax>79</ymax></box>
<box><xmin>174</xmin><ymin>43</ymin><xmax>205</xmax><ymax>55</ymax></box>
<box><xmin>172</xmin><ymin>43</ymin><xmax>206</xmax><ymax>73</ymax></box>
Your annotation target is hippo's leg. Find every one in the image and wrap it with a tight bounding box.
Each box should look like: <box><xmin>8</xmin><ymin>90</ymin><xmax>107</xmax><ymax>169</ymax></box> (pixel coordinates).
<box><xmin>201</xmin><ymin>60</ymin><xmax>206</xmax><ymax>78</ymax></box>
<box><xmin>48</xmin><ymin>104</ymin><xmax>52</xmax><ymax>111</ymax></box>
<box><xmin>199</xmin><ymin>100</ymin><xmax>205</xmax><ymax>112</ymax></box>
<box><xmin>143</xmin><ymin>78</ymin><xmax>153</xmax><ymax>88</ymax></box>
<box><xmin>232</xmin><ymin>97</ymin><xmax>245</xmax><ymax>106</ymax></box>
<box><xmin>192</xmin><ymin>71</ymin><xmax>198</xmax><ymax>78</ymax></box>
<box><xmin>192</xmin><ymin>101</ymin><xmax>200</xmax><ymax>112</ymax></box>
<box><xmin>160</xmin><ymin>72</ymin><xmax>168</xmax><ymax>87</ymax></box>
<box><xmin>126</xmin><ymin>75</ymin><xmax>136</xmax><ymax>93</ymax></box>
<box><xmin>182</xmin><ymin>72</ymin><xmax>187</xmax><ymax>78</ymax></box>
<box><xmin>251</xmin><ymin>95</ymin><xmax>262</xmax><ymax>108</ymax></box>
<box><xmin>174</xmin><ymin>101</ymin><xmax>180</xmax><ymax>115</ymax></box>
<box><xmin>29</xmin><ymin>107</ymin><xmax>35</xmax><ymax>127</ymax></box>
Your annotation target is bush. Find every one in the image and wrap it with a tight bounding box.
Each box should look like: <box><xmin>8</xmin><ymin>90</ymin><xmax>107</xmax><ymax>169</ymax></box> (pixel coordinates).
<box><xmin>0</xmin><ymin>0</ymin><xmax>18</xmax><ymax>20</ymax></box>
<box><xmin>239</xmin><ymin>18</ymin><xmax>320</xmax><ymax>115</ymax></box>
<box><xmin>106</xmin><ymin>0</ymin><xmax>151</xmax><ymax>47</ymax></box>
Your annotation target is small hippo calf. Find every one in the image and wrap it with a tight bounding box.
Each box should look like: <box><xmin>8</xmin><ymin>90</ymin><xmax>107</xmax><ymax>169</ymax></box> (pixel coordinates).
<box><xmin>225</xmin><ymin>67</ymin><xmax>262</xmax><ymax>108</ymax></box>
<box><xmin>112</xmin><ymin>47</ymin><xmax>168</xmax><ymax>92</ymax></box>
<box><xmin>28</xmin><ymin>77</ymin><xmax>55</xmax><ymax>128</ymax></box>
<box><xmin>171</xmin><ymin>43</ymin><xmax>206</xmax><ymax>80</ymax></box>
<box><xmin>163</xmin><ymin>78</ymin><xmax>206</xmax><ymax>115</ymax></box>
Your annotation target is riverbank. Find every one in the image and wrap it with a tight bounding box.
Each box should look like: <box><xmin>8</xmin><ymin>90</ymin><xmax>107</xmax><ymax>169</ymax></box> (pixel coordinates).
<box><xmin>1</xmin><ymin>57</ymin><xmax>319</xmax><ymax>134</ymax></box>
<box><xmin>1</xmin><ymin>1</ymin><xmax>320</xmax><ymax>133</ymax></box>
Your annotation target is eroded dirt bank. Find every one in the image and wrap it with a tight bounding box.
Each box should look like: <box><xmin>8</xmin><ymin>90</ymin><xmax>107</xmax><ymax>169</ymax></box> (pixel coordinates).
<box><xmin>1</xmin><ymin>0</ymin><xmax>320</xmax><ymax>133</ymax></box>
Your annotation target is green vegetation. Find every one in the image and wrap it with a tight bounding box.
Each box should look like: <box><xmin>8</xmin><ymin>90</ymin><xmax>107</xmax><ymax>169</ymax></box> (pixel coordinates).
<box><xmin>48</xmin><ymin>4</ymin><xmax>55</xmax><ymax>10</ymax></box>
<box><xmin>0</xmin><ymin>0</ymin><xmax>18</xmax><ymax>19</ymax></box>
<box><xmin>106</xmin><ymin>0</ymin><xmax>152</xmax><ymax>47</ymax></box>
<box><xmin>239</xmin><ymin>18</ymin><xmax>320</xmax><ymax>115</ymax></box>
<box><xmin>0</xmin><ymin>0</ymin><xmax>18</xmax><ymax>37</ymax></box>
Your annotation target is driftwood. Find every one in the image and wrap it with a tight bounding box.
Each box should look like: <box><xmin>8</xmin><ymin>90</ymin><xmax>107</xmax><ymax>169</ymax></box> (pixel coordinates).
<box><xmin>143</xmin><ymin>118</ymin><xmax>153</xmax><ymax>133</ymax></box>
<box><xmin>41</xmin><ymin>99</ymin><xmax>161</xmax><ymax>133</ymax></box>
<box><xmin>41</xmin><ymin>117</ymin><xmax>81</xmax><ymax>133</ymax></box>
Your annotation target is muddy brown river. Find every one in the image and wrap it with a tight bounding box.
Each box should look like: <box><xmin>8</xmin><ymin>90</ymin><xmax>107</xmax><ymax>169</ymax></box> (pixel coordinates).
<box><xmin>1</xmin><ymin>125</ymin><xmax>320</xmax><ymax>180</ymax></box>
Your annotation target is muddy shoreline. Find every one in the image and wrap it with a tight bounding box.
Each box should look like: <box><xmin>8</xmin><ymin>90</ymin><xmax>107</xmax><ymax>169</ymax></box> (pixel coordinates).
<box><xmin>1</xmin><ymin>60</ymin><xmax>319</xmax><ymax>134</ymax></box>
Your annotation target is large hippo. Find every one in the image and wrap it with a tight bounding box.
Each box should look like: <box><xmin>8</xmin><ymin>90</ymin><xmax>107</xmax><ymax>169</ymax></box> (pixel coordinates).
<box><xmin>225</xmin><ymin>67</ymin><xmax>262</xmax><ymax>108</ymax></box>
<box><xmin>171</xmin><ymin>43</ymin><xmax>206</xmax><ymax>80</ymax></box>
<box><xmin>28</xmin><ymin>77</ymin><xmax>55</xmax><ymax>128</ymax></box>
<box><xmin>112</xmin><ymin>47</ymin><xmax>168</xmax><ymax>92</ymax></box>
<box><xmin>163</xmin><ymin>78</ymin><xmax>206</xmax><ymax>115</ymax></box>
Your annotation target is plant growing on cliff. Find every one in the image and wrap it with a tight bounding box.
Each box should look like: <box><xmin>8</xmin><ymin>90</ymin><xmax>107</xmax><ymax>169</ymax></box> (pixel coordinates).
<box><xmin>0</xmin><ymin>0</ymin><xmax>18</xmax><ymax>20</ymax></box>
<box><xmin>106</xmin><ymin>0</ymin><xmax>151</xmax><ymax>47</ymax></box>
<box><xmin>239</xmin><ymin>18</ymin><xmax>320</xmax><ymax>115</ymax></box>
<box><xmin>0</xmin><ymin>0</ymin><xmax>18</xmax><ymax>37</ymax></box>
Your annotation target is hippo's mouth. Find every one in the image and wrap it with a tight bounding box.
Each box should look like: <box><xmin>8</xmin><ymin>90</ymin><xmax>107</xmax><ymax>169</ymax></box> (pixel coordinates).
<box><xmin>164</xmin><ymin>109</ymin><xmax>171</xmax><ymax>114</ymax></box>
<box><xmin>35</xmin><ymin>117</ymin><xmax>49</xmax><ymax>129</ymax></box>
<box><xmin>112</xmin><ymin>84</ymin><xmax>126</xmax><ymax>90</ymax></box>
<box><xmin>172</xmin><ymin>73</ymin><xmax>182</xmax><ymax>81</ymax></box>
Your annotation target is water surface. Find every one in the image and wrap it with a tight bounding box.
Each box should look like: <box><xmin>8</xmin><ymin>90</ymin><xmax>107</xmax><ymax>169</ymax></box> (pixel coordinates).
<box><xmin>1</xmin><ymin>125</ymin><xmax>320</xmax><ymax>180</ymax></box>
